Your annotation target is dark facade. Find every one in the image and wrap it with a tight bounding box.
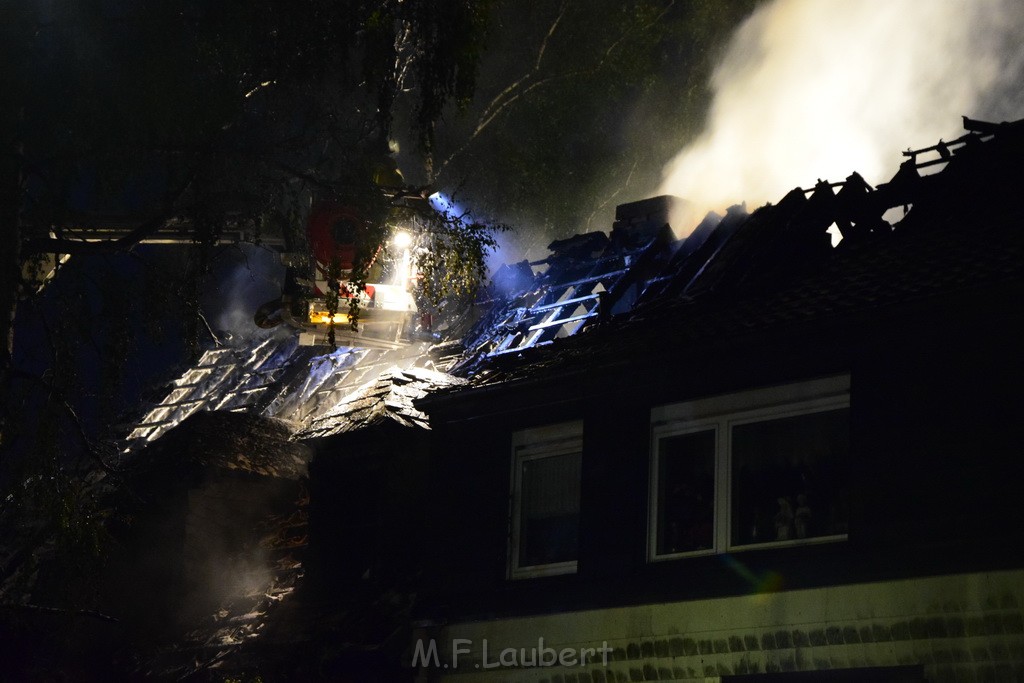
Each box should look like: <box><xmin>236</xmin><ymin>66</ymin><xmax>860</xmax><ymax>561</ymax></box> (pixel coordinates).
<box><xmin>411</xmin><ymin>121</ymin><xmax>1024</xmax><ymax>682</ymax></box>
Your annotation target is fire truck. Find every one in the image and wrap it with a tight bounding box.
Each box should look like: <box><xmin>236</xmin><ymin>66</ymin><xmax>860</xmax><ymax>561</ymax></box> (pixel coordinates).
<box><xmin>253</xmin><ymin>200</ymin><xmax>423</xmax><ymax>348</ymax></box>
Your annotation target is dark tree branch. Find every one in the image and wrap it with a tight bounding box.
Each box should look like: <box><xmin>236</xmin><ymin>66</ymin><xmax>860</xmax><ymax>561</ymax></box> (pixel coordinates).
<box><xmin>436</xmin><ymin>0</ymin><xmax>675</xmax><ymax>180</ymax></box>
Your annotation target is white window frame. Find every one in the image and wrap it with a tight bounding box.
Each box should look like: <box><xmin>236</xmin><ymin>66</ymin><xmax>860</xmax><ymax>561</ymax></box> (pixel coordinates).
<box><xmin>509</xmin><ymin>421</ymin><xmax>583</xmax><ymax>579</ymax></box>
<box><xmin>649</xmin><ymin>375</ymin><xmax>850</xmax><ymax>562</ymax></box>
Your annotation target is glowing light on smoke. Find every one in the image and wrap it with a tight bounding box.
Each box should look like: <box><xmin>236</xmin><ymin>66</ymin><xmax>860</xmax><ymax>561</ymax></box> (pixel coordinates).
<box><xmin>659</xmin><ymin>0</ymin><xmax>1024</xmax><ymax>235</ymax></box>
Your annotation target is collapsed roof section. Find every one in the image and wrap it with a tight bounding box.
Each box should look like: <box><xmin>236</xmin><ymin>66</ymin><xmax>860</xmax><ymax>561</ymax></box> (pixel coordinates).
<box><xmin>298</xmin><ymin>366</ymin><xmax>465</xmax><ymax>440</ymax></box>
<box><xmin>119</xmin><ymin>335</ymin><xmax>432</xmax><ymax>453</ymax></box>
<box><xmin>448</xmin><ymin>196</ymin><xmax>683</xmax><ymax>372</ymax></box>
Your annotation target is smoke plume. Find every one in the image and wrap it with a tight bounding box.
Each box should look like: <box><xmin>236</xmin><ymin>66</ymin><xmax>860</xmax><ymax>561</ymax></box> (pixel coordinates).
<box><xmin>202</xmin><ymin>244</ymin><xmax>286</xmax><ymax>344</ymax></box>
<box><xmin>659</xmin><ymin>0</ymin><xmax>1024</xmax><ymax>234</ymax></box>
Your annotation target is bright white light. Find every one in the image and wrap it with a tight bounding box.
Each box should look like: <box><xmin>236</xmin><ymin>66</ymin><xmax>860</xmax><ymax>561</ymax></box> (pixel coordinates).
<box><xmin>428</xmin><ymin>192</ymin><xmax>453</xmax><ymax>213</ymax></box>
<box><xmin>429</xmin><ymin>192</ymin><xmax>465</xmax><ymax>218</ymax></box>
<box><xmin>393</xmin><ymin>231</ymin><xmax>413</xmax><ymax>249</ymax></box>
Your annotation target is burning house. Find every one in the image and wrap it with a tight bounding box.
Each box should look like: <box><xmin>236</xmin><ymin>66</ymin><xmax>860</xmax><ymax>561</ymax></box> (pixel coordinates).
<box><xmin>7</xmin><ymin>117</ymin><xmax>1021</xmax><ymax>681</ymax></box>
<box><xmin>409</xmin><ymin>118</ymin><xmax>1024</xmax><ymax>683</ymax></box>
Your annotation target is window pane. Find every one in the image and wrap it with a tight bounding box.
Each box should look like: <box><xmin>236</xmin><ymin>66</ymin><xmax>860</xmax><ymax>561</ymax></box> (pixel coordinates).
<box><xmin>519</xmin><ymin>451</ymin><xmax>581</xmax><ymax>566</ymax></box>
<box><xmin>731</xmin><ymin>408</ymin><xmax>850</xmax><ymax>546</ymax></box>
<box><xmin>657</xmin><ymin>430</ymin><xmax>716</xmax><ymax>555</ymax></box>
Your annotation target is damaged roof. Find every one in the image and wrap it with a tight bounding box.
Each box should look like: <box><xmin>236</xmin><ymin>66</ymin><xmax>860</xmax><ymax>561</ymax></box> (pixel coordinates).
<box><xmin>123</xmin><ymin>118</ymin><xmax>1024</xmax><ymax>439</ymax></box>
<box><xmin>447</xmin><ymin>197</ymin><xmax>677</xmax><ymax>373</ymax></box>
<box><xmin>432</xmin><ymin>116</ymin><xmax>1024</xmax><ymax>388</ymax></box>
<box><xmin>298</xmin><ymin>366</ymin><xmax>465</xmax><ymax>439</ymax></box>
<box><xmin>119</xmin><ymin>335</ymin><xmax>436</xmax><ymax>454</ymax></box>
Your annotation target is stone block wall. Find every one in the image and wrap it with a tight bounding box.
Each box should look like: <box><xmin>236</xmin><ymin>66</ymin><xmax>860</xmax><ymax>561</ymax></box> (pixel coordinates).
<box><xmin>413</xmin><ymin>570</ymin><xmax>1024</xmax><ymax>682</ymax></box>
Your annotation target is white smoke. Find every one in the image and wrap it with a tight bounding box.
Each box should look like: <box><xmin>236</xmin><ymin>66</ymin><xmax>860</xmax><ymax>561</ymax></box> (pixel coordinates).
<box><xmin>203</xmin><ymin>244</ymin><xmax>286</xmax><ymax>343</ymax></box>
<box><xmin>659</xmin><ymin>0</ymin><xmax>1024</xmax><ymax>234</ymax></box>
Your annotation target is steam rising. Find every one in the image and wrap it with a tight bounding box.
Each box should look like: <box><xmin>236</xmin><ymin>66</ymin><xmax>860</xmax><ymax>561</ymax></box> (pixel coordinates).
<box><xmin>204</xmin><ymin>245</ymin><xmax>285</xmax><ymax>343</ymax></box>
<box><xmin>659</xmin><ymin>0</ymin><xmax>1024</xmax><ymax>234</ymax></box>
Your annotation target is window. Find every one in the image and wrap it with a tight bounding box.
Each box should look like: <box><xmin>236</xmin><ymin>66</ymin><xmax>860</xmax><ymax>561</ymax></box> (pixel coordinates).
<box><xmin>650</xmin><ymin>376</ymin><xmax>850</xmax><ymax>560</ymax></box>
<box><xmin>509</xmin><ymin>421</ymin><xmax>583</xmax><ymax>578</ymax></box>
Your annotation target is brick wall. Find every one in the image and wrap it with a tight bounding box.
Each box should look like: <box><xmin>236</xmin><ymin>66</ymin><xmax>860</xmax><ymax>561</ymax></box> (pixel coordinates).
<box><xmin>413</xmin><ymin>569</ymin><xmax>1024</xmax><ymax>682</ymax></box>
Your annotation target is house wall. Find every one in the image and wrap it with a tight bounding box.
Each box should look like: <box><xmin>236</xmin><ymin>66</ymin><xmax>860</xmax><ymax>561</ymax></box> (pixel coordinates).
<box><xmin>416</xmin><ymin>296</ymin><xmax>1023</xmax><ymax>680</ymax></box>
